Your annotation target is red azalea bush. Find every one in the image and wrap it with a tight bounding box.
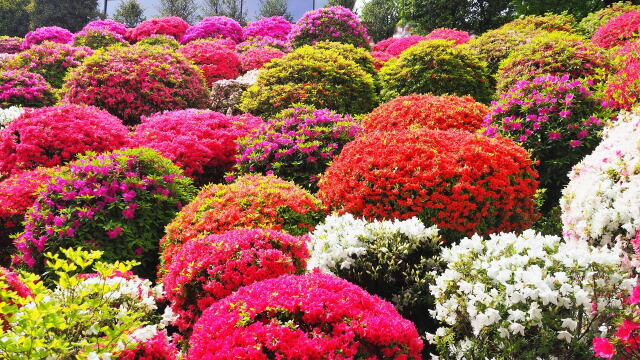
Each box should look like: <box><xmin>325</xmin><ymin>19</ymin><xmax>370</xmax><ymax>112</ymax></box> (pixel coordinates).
<box><xmin>604</xmin><ymin>60</ymin><xmax>640</xmax><ymax>110</ymax></box>
<box><xmin>130</xmin><ymin>109</ymin><xmax>263</xmax><ymax>184</ymax></box>
<box><xmin>128</xmin><ymin>17</ymin><xmax>190</xmax><ymax>43</ymax></box>
<box><xmin>164</xmin><ymin>229</ymin><xmax>308</xmax><ymax>334</ymax></box>
<box><xmin>182</xmin><ymin>16</ymin><xmax>244</xmax><ymax>44</ymax></box>
<box><xmin>118</xmin><ymin>330</ymin><xmax>178</xmax><ymax>360</ymax></box>
<box><xmin>385</xmin><ymin>35</ymin><xmax>429</xmax><ymax>56</ymax></box>
<box><xmin>0</xmin><ymin>104</ymin><xmax>130</xmax><ymax>176</ymax></box>
<box><xmin>238</xmin><ymin>47</ymin><xmax>285</xmax><ymax>72</ymax></box>
<box><xmin>160</xmin><ymin>175</ymin><xmax>324</xmax><ymax>274</ymax></box>
<box><xmin>289</xmin><ymin>6</ymin><xmax>370</xmax><ymax>49</ymax></box>
<box><xmin>362</xmin><ymin>94</ymin><xmax>489</xmax><ymax>132</ymax></box>
<box><xmin>187</xmin><ymin>272</ymin><xmax>424</xmax><ymax>360</ymax></box>
<box><xmin>177</xmin><ymin>40</ymin><xmax>241</xmax><ymax>86</ymax></box>
<box><xmin>244</xmin><ymin>16</ymin><xmax>292</xmax><ymax>41</ymax></box>
<box><xmin>62</xmin><ymin>45</ymin><xmax>209</xmax><ymax>125</ymax></box>
<box><xmin>370</xmin><ymin>50</ymin><xmax>392</xmax><ymax>69</ymax></box>
<box><xmin>373</xmin><ymin>37</ymin><xmax>399</xmax><ymax>52</ymax></box>
<box><xmin>424</xmin><ymin>28</ymin><xmax>471</xmax><ymax>44</ymax></box>
<box><xmin>318</xmin><ymin>129</ymin><xmax>539</xmax><ymax>241</ymax></box>
<box><xmin>22</xmin><ymin>27</ymin><xmax>73</xmax><ymax>49</ymax></box>
<box><xmin>0</xmin><ymin>36</ymin><xmax>22</xmax><ymax>54</ymax></box>
<box><xmin>593</xmin><ymin>11</ymin><xmax>640</xmax><ymax>49</ymax></box>
<box><xmin>0</xmin><ymin>70</ymin><xmax>56</xmax><ymax>108</ymax></box>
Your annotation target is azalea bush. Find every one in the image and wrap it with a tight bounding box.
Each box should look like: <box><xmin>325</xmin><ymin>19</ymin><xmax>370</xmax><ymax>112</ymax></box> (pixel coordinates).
<box><xmin>182</xmin><ymin>16</ymin><xmax>243</xmax><ymax>44</ymax></box>
<box><xmin>384</xmin><ymin>35</ymin><xmax>428</xmax><ymax>57</ymax></box>
<box><xmin>238</xmin><ymin>46</ymin><xmax>285</xmax><ymax>72</ymax></box>
<box><xmin>430</xmin><ymin>230</ymin><xmax>635</xmax><ymax>360</ymax></box>
<box><xmin>187</xmin><ymin>272</ymin><xmax>423</xmax><ymax>359</ymax></box>
<box><xmin>318</xmin><ymin>129</ymin><xmax>539</xmax><ymax>242</ymax></box>
<box><xmin>0</xmin><ymin>104</ymin><xmax>130</xmax><ymax>176</ymax></box>
<box><xmin>22</xmin><ymin>26</ymin><xmax>73</xmax><ymax>49</ymax></box>
<box><xmin>379</xmin><ymin>39</ymin><xmax>493</xmax><ymax>103</ymax></box>
<box><xmin>177</xmin><ymin>40</ymin><xmax>241</xmax><ymax>86</ymax></box>
<box><xmin>137</xmin><ymin>34</ymin><xmax>181</xmax><ymax>49</ymax></box>
<box><xmin>235</xmin><ymin>106</ymin><xmax>361</xmax><ymax>191</ymax></box>
<box><xmin>81</xmin><ymin>19</ymin><xmax>128</xmax><ymax>37</ymax></box>
<box><xmin>579</xmin><ymin>1</ymin><xmax>640</xmax><ymax>36</ymax></box>
<box><xmin>73</xmin><ymin>28</ymin><xmax>127</xmax><ymax>50</ymax></box>
<box><xmin>424</xmin><ymin>28</ymin><xmax>471</xmax><ymax>44</ymax></box>
<box><xmin>310</xmin><ymin>41</ymin><xmax>378</xmax><ymax>77</ymax></box>
<box><xmin>164</xmin><ymin>229</ymin><xmax>308</xmax><ymax>334</ymax></box>
<box><xmin>289</xmin><ymin>6</ymin><xmax>370</xmax><ymax>49</ymax></box>
<box><xmin>62</xmin><ymin>44</ymin><xmax>209</xmax><ymax>125</ymax></box>
<box><xmin>603</xmin><ymin>60</ymin><xmax>640</xmax><ymax>110</ymax></box>
<box><xmin>236</xmin><ymin>36</ymin><xmax>291</xmax><ymax>52</ymax></box>
<box><xmin>0</xmin><ymin>266</ymin><xmax>31</xmax><ymax>328</ymax></box>
<box><xmin>373</xmin><ymin>37</ymin><xmax>398</xmax><ymax>52</ymax></box>
<box><xmin>0</xmin><ymin>70</ymin><xmax>56</xmax><ymax>108</ymax></box>
<box><xmin>371</xmin><ymin>50</ymin><xmax>392</xmax><ymax>69</ymax></box>
<box><xmin>503</xmin><ymin>13</ymin><xmax>577</xmax><ymax>32</ymax></box>
<box><xmin>593</xmin><ymin>11</ymin><xmax>640</xmax><ymax>49</ymax></box>
<box><xmin>128</xmin><ymin>17</ymin><xmax>190</xmax><ymax>43</ymax></box>
<box><xmin>0</xmin><ymin>106</ymin><xmax>24</xmax><ymax>129</ymax></box>
<box><xmin>308</xmin><ymin>214</ymin><xmax>442</xmax><ymax>333</ymax></box>
<box><xmin>362</xmin><ymin>94</ymin><xmax>489</xmax><ymax>132</ymax></box>
<box><xmin>244</xmin><ymin>16</ymin><xmax>291</xmax><ymax>41</ymax></box>
<box><xmin>0</xmin><ymin>36</ymin><xmax>22</xmax><ymax>54</ymax></box>
<box><xmin>131</xmin><ymin>109</ymin><xmax>263</xmax><ymax>184</ymax></box>
<box><xmin>14</xmin><ymin>148</ymin><xmax>196</xmax><ymax>278</ymax></box>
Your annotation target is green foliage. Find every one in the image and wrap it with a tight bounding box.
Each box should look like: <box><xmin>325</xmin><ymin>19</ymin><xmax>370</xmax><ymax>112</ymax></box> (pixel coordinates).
<box><xmin>379</xmin><ymin>39</ymin><xmax>493</xmax><ymax>103</ymax></box>
<box><xmin>311</xmin><ymin>41</ymin><xmax>378</xmax><ymax>78</ymax></box>
<box><xmin>510</xmin><ymin>0</ymin><xmax>618</xmax><ymax>21</ymax></box>
<box><xmin>0</xmin><ymin>0</ymin><xmax>29</xmax><ymax>37</ymax></box>
<box><xmin>73</xmin><ymin>30</ymin><xmax>125</xmax><ymax>50</ymax></box>
<box><xmin>136</xmin><ymin>34</ymin><xmax>182</xmax><ymax>49</ymax></box>
<box><xmin>30</xmin><ymin>0</ymin><xmax>101</xmax><ymax>32</ymax></box>
<box><xmin>578</xmin><ymin>1</ymin><xmax>640</xmax><ymax>36</ymax></box>
<box><xmin>159</xmin><ymin>0</ymin><xmax>200</xmax><ymax>24</ymax></box>
<box><xmin>257</xmin><ymin>0</ymin><xmax>292</xmax><ymax>22</ymax></box>
<box><xmin>327</xmin><ymin>0</ymin><xmax>356</xmax><ymax>9</ymax></box>
<box><xmin>112</xmin><ymin>0</ymin><xmax>146</xmax><ymax>28</ymax></box>
<box><xmin>503</xmin><ymin>12</ymin><xmax>577</xmax><ymax>32</ymax></box>
<box><xmin>360</xmin><ymin>0</ymin><xmax>400</xmax><ymax>42</ymax></box>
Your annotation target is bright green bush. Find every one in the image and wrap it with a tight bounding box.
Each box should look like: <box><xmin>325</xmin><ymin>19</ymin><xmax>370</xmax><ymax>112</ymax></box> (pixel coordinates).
<box><xmin>379</xmin><ymin>39</ymin><xmax>493</xmax><ymax>103</ymax></box>
<box><xmin>578</xmin><ymin>1</ymin><xmax>640</xmax><ymax>37</ymax></box>
<box><xmin>310</xmin><ymin>41</ymin><xmax>378</xmax><ymax>78</ymax></box>
<box><xmin>503</xmin><ymin>13</ymin><xmax>577</xmax><ymax>32</ymax></box>
<box><xmin>136</xmin><ymin>34</ymin><xmax>181</xmax><ymax>49</ymax></box>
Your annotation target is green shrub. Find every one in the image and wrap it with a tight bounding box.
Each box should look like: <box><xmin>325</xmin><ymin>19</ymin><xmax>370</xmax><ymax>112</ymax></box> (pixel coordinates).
<box><xmin>136</xmin><ymin>34</ymin><xmax>182</xmax><ymax>49</ymax></box>
<box><xmin>578</xmin><ymin>1</ymin><xmax>640</xmax><ymax>37</ymax></box>
<box><xmin>73</xmin><ymin>29</ymin><xmax>127</xmax><ymax>50</ymax></box>
<box><xmin>503</xmin><ymin>13</ymin><xmax>577</xmax><ymax>32</ymax></box>
<box><xmin>310</xmin><ymin>41</ymin><xmax>378</xmax><ymax>78</ymax></box>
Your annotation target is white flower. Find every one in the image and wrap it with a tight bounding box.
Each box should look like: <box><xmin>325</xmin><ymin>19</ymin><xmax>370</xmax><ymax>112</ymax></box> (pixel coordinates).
<box><xmin>508</xmin><ymin>322</ymin><xmax>525</xmax><ymax>336</ymax></box>
<box><xmin>87</xmin><ymin>353</ymin><xmax>100</xmax><ymax>360</ymax></box>
<box><xmin>557</xmin><ymin>331</ymin><xmax>573</xmax><ymax>343</ymax></box>
<box><xmin>561</xmin><ymin>318</ymin><xmax>578</xmax><ymax>332</ymax></box>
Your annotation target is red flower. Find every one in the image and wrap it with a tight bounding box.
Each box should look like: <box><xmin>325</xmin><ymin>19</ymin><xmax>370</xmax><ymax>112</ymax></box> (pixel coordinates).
<box><xmin>178</xmin><ymin>40</ymin><xmax>241</xmax><ymax>86</ymax></box>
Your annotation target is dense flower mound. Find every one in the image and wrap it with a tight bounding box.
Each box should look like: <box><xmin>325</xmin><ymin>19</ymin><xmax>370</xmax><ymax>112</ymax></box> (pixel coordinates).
<box><xmin>430</xmin><ymin>230</ymin><xmax>635</xmax><ymax>360</ymax></box>
<box><xmin>73</xmin><ymin>28</ymin><xmax>127</xmax><ymax>50</ymax></box>
<box><xmin>81</xmin><ymin>19</ymin><xmax>128</xmax><ymax>37</ymax></box>
<box><xmin>238</xmin><ymin>47</ymin><xmax>285</xmax><ymax>72</ymax></box>
<box><xmin>289</xmin><ymin>6</ymin><xmax>370</xmax><ymax>49</ymax></box>
<box><xmin>237</xmin><ymin>36</ymin><xmax>291</xmax><ymax>52</ymax></box>
<box><xmin>0</xmin><ymin>70</ymin><xmax>55</xmax><ymax>108</ymax></box>
<box><xmin>164</xmin><ymin>229</ymin><xmax>308</xmax><ymax>333</ymax></box>
<box><xmin>7</xmin><ymin>42</ymin><xmax>93</xmax><ymax>88</ymax></box>
<box><xmin>14</xmin><ymin>148</ymin><xmax>196</xmax><ymax>278</ymax></box>
<box><xmin>187</xmin><ymin>272</ymin><xmax>424</xmax><ymax>360</ymax></box>
<box><xmin>0</xmin><ymin>168</ymin><xmax>51</xmax><ymax>266</ymax></box>
<box><xmin>137</xmin><ymin>34</ymin><xmax>182</xmax><ymax>49</ymax></box>
<box><xmin>131</xmin><ymin>110</ymin><xmax>263</xmax><ymax>184</ymax></box>
<box><xmin>603</xmin><ymin>60</ymin><xmax>640</xmax><ymax>110</ymax></box>
<box><xmin>62</xmin><ymin>45</ymin><xmax>209</xmax><ymax>125</ymax></box>
<box><xmin>362</xmin><ymin>94</ymin><xmax>489</xmax><ymax>132</ymax></box>
<box><xmin>424</xmin><ymin>28</ymin><xmax>471</xmax><ymax>44</ymax></box>
<box><xmin>178</xmin><ymin>40</ymin><xmax>241</xmax><ymax>86</ymax></box>
<box><xmin>318</xmin><ymin>129</ymin><xmax>539</xmax><ymax>241</ymax></box>
<box><xmin>240</xmin><ymin>46</ymin><xmax>377</xmax><ymax>118</ymax></box>
<box><xmin>0</xmin><ymin>36</ymin><xmax>22</xmax><ymax>54</ymax></box>
<box><xmin>182</xmin><ymin>16</ymin><xmax>244</xmax><ymax>44</ymax></box>
<box><xmin>160</xmin><ymin>175</ymin><xmax>324</xmax><ymax>273</ymax></box>
<box><xmin>0</xmin><ymin>106</ymin><xmax>24</xmax><ymax>129</ymax></box>
<box><xmin>370</xmin><ymin>50</ymin><xmax>392</xmax><ymax>69</ymax></box>
<box><xmin>118</xmin><ymin>329</ymin><xmax>178</xmax><ymax>360</ymax></box>
<box><xmin>129</xmin><ymin>17</ymin><xmax>190</xmax><ymax>43</ymax></box>
<box><xmin>496</xmin><ymin>31</ymin><xmax>610</xmax><ymax>93</ymax></box>
<box><xmin>235</xmin><ymin>106</ymin><xmax>361</xmax><ymax>191</ymax></box>
<box><xmin>384</xmin><ymin>35</ymin><xmax>428</xmax><ymax>56</ymax></box>
<box><xmin>380</xmin><ymin>39</ymin><xmax>493</xmax><ymax>103</ymax></box>
<box><xmin>373</xmin><ymin>37</ymin><xmax>398</xmax><ymax>52</ymax></box>
<box><xmin>22</xmin><ymin>26</ymin><xmax>73</xmax><ymax>49</ymax></box>
<box><xmin>244</xmin><ymin>16</ymin><xmax>292</xmax><ymax>41</ymax></box>
<box><xmin>593</xmin><ymin>11</ymin><xmax>640</xmax><ymax>49</ymax></box>
<box><xmin>503</xmin><ymin>13</ymin><xmax>577</xmax><ymax>33</ymax></box>
<box><xmin>579</xmin><ymin>1</ymin><xmax>640</xmax><ymax>36</ymax></box>
<box><xmin>309</xmin><ymin>41</ymin><xmax>378</xmax><ymax>77</ymax></box>
<box><xmin>0</xmin><ymin>104</ymin><xmax>130</xmax><ymax>176</ymax></box>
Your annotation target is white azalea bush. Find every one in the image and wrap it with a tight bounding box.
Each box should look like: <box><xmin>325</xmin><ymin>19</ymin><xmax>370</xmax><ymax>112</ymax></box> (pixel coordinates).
<box><xmin>308</xmin><ymin>213</ymin><xmax>443</xmax><ymax>333</ymax></box>
<box><xmin>429</xmin><ymin>230</ymin><xmax>635</xmax><ymax>360</ymax></box>
<box><xmin>561</xmin><ymin>109</ymin><xmax>640</xmax><ymax>255</ymax></box>
<box><xmin>0</xmin><ymin>106</ymin><xmax>24</xmax><ymax>129</ymax></box>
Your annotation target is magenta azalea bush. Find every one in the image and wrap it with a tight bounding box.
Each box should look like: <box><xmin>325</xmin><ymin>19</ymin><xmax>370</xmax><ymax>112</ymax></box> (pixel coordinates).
<box><xmin>385</xmin><ymin>35</ymin><xmax>429</xmax><ymax>56</ymax></box>
<box><xmin>22</xmin><ymin>27</ymin><xmax>73</xmax><ymax>49</ymax></box>
<box><xmin>237</xmin><ymin>36</ymin><xmax>291</xmax><ymax>52</ymax></box>
<box><xmin>289</xmin><ymin>6</ymin><xmax>370</xmax><ymax>49</ymax></box>
<box><xmin>424</xmin><ymin>28</ymin><xmax>472</xmax><ymax>44</ymax></box>
<box><xmin>80</xmin><ymin>19</ymin><xmax>128</xmax><ymax>37</ymax></box>
<box><xmin>0</xmin><ymin>70</ymin><xmax>56</xmax><ymax>108</ymax></box>
<box><xmin>593</xmin><ymin>10</ymin><xmax>640</xmax><ymax>49</ymax></box>
<box><xmin>182</xmin><ymin>16</ymin><xmax>243</xmax><ymax>44</ymax></box>
<box><xmin>244</xmin><ymin>16</ymin><xmax>292</xmax><ymax>41</ymax></box>
<box><xmin>239</xmin><ymin>47</ymin><xmax>285</xmax><ymax>72</ymax></box>
<box><xmin>0</xmin><ymin>36</ymin><xmax>22</xmax><ymax>54</ymax></box>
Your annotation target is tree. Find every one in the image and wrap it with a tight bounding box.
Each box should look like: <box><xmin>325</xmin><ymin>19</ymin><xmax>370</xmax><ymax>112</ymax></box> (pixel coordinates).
<box><xmin>159</xmin><ymin>0</ymin><xmax>200</xmax><ymax>23</ymax></box>
<box><xmin>509</xmin><ymin>0</ymin><xmax>630</xmax><ymax>20</ymax></box>
<box><xmin>361</xmin><ymin>0</ymin><xmax>399</xmax><ymax>42</ymax></box>
<box><xmin>327</xmin><ymin>0</ymin><xmax>357</xmax><ymax>9</ymax></box>
<box><xmin>30</xmin><ymin>0</ymin><xmax>101</xmax><ymax>32</ymax></box>
<box><xmin>257</xmin><ymin>0</ymin><xmax>293</xmax><ymax>21</ymax></box>
<box><xmin>0</xmin><ymin>0</ymin><xmax>30</xmax><ymax>36</ymax></box>
<box><xmin>203</xmin><ymin>0</ymin><xmax>247</xmax><ymax>24</ymax></box>
<box><xmin>112</xmin><ymin>0</ymin><xmax>146</xmax><ymax>27</ymax></box>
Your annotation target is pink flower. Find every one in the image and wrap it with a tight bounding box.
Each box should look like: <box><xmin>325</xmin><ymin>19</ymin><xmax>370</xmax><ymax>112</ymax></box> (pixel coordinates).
<box><xmin>615</xmin><ymin>320</ymin><xmax>640</xmax><ymax>341</ymax></box>
<box><xmin>570</xmin><ymin>140</ymin><xmax>582</xmax><ymax>147</ymax></box>
<box><xmin>106</xmin><ymin>227</ymin><xmax>123</xmax><ymax>239</ymax></box>
<box><xmin>593</xmin><ymin>337</ymin><xmax>615</xmax><ymax>358</ymax></box>
<box><xmin>548</xmin><ymin>132</ymin><xmax>562</xmax><ymax>140</ymax></box>
<box><xmin>122</xmin><ymin>203</ymin><xmax>138</xmax><ymax>219</ymax></box>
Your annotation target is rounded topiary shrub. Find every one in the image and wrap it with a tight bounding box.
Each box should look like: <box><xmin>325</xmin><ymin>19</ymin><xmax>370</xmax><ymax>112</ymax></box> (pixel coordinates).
<box><xmin>373</xmin><ymin>37</ymin><xmax>398</xmax><ymax>52</ymax></box>
<box><xmin>318</xmin><ymin>129</ymin><xmax>539</xmax><ymax>242</ymax></box>
<box><xmin>424</xmin><ymin>28</ymin><xmax>471</xmax><ymax>44</ymax></box>
<box><xmin>578</xmin><ymin>1</ymin><xmax>640</xmax><ymax>37</ymax></box>
<box><xmin>235</xmin><ymin>106</ymin><xmax>361</xmax><ymax>191</ymax></box>
<box><xmin>237</xmin><ymin>36</ymin><xmax>291</xmax><ymax>52</ymax></box>
<box><xmin>0</xmin><ymin>36</ymin><xmax>23</xmax><ymax>54</ymax></box>
<box><xmin>73</xmin><ymin>28</ymin><xmax>127</xmax><ymax>50</ymax></box>
<box><xmin>187</xmin><ymin>273</ymin><xmax>423</xmax><ymax>360</ymax></box>
<box><xmin>593</xmin><ymin>11</ymin><xmax>640</xmax><ymax>49</ymax></box>
<box><xmin>244</xmin><ymin>16</ymin><xmax>291</xmax><ymax>41</ymax></box>
<box><xmin>130</xmin><ymin>109</ymin><xmax>263</xmax><ymax>185</ymax></box>
<box><xmin>379</xmin><ymin>39</ymin><xmax>493</xmax><ymax>103</ymax></box>
<box><xmin>496</xmin><ymin>31</ymin><xmax>611</xmax><ymax>93</ymax></box>
<box><xmin>160</xmin><ymin>175</ymin><xmax>324</xmax><ymax>274</ymax></box>
<box><xmin>0</xmin><ymin>104</ymin><xmax>130</xmax><ymax>176</ymax></box>
<box><xmin>14</xmin><ymin>147</ymin><xmax>196</xmax><ymax>278</ymax></box>
<box><xmin>362</xmin><ymin>94</ymin><xmax>489</xmax><ymax>132</ymax></box>
<box><xmin>128</xmin><ymin>17</ymin><xmax>190</xmax><ymax>43</ymax></box>
<box><xmin>0</xmin><ymin>70</ymin><xmax>56</xmax><ymax>108</ymax></box>
<box><xmin>309</xmin><ymin>41</ymin><xmax>378</xmax><ymax>78</ymax></box>
<box><xmin>22</xmin><ymin>27</ymin><xmax>73</xmax><ymax>49</ymax></box>
<box><xmin>182</xmin><ymin>16</ymin><xmax>243</xmax><ymax>44</ymax></box>
<box><xmin>81</xmin><ymin>19</ymin><xmax>128</xmax><ymax>37</ymax></box>
<box><xmin>384</xmin><ymin>35</ymin><xmax>428</xmax><ymax>57</ymax></box>
<box><xmin>289</xmin><ymin>6</ymin><xmax>369</xmax><ymax>49</ymax></box>
<box><xmin>62</xmin><ymin>45</ymin><xmax>209</xmax><ymax>125</ymax></box>
<box><xmin>502</xmin><ymin>13</ymin><xmax>577</xmax><ymax>33</ymax></box>
<box><xmin>238</xmin><ymin>47</ymin><xmax>285</xmax><ymax>72</ymax></box>
<box><xmin>239</xmin><ymin>46</ymin><xmax>377</xmax><ymax>118</ymax></box>
<box><xmin>177</xmin><ymin>40</ymin><xmax>241</xmax><ymax>86</ymax></box>
<box><xmin>136</xmin><ymin>34</ymin><xmax>181</xmax><ymax>49</ymax></box>
<box><xmin>371</xmin><ymin>50</ymin><xmax>392</xmax><ymax>69</ymax></box>
<box><xmin>164</xmin><ymin>229</ymin><xmax>308</xmax><ymax>334</ymax></box>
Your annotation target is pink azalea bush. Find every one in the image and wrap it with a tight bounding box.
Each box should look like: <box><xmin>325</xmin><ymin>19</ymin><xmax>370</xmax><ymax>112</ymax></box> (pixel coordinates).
<box><xmin>128</xmin><ymin>17</ymin><xmax>190</xmax><ymax>43</ymax></box>
<box><xmin>593</xmin><ymin>10</ymin><xmax>640</xmax><ymax>49</ymax></box>
<box><xmin>0</xmin><ymin>36</ymin><xmax>22</xmax><ymax>54</ymax></box>
<box><xmin>373</xmin><ymin>37</ymin><xmax>399</xmax><ymax>52</ymax></box>
<box><xmin>22</xmin><ymin>27</ymin><xmax>73</xmax><ymax>49</ymax></box>
<box><xmin>289</xmin><ymin>6</ymin><xmax>370</xmax><ymax>49</ymax></box>
<box><xmin>371</xmin><ymin>50</ymin><xmax>392</xmax><ymax>69</ymax></box>
<box><xmin>244</xmin><ymin>16</ymin><xmax>292</xmax><ymax>41</ymax></box>
<box><xmin>0</xmin><ymin>70</ymin><xmax>56</xmax><ymax>108</ymax></box>
<box><xmin>177</xmin><ymin>40</ymin><xmax>241</xmax><ymax>86</ymax></box>
<box><xmin>182</xmin><ymin>16</ymin><xmax>243</xmax><ymax>44</ymax></box>
<box><xmin>424</xmin><ymin>28</ymin><xmax>472</xmax><ymax>44</ymax></box>
<box><xmin>604</xmin><ymin>59</ymin><xmax>640</xmax><ymax>110</ymax></box>
<box><xmin>237</xmin><ymin>36</ymin><xmax>291</xmax><ymax>52</ymax></box>
<box><xmin>385</xmin><ymin>35</ymin><xmax>429</xmax><ymax>56</ymax></box>
<box><xmin>80</xmin><ymin>19</ymin><xmax>128</xmax><ymax>37</ymax></box>
<box><xmin>238</xmin><ymin>47</ymin><xmax>285</xmax><ymax>72</ymax></box>
<box><xmin>118</xmin><ymin>329</ymin><xmax>179</xmax><ymax>360</ymax></box>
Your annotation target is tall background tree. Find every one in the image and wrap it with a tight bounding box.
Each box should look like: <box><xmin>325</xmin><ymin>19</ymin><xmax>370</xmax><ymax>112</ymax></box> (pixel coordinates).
<box><xmin>0</xmin><ymin>0</ymin><xmax>30</xmax><ymax>36</ymax></box>
<box><xmin>204</xmin><ymin>0</ymin><xmax>247</xmax><ymax>24</ymax></box>
<box><xmin>159</xmin><ymin>0</ymin><xmax>200</xmax><ymax>23</ymax></box>
<box><xmin>257</xmin><ymin>0</ymin><xmax>293</xmax><ymax>21</ymax></box>
<box><xmin>360</xmin><ymin>0</ymin><xmax>399</xmax><ymax>41</ymax></box>
<box><xmin>112</xmin><ymin>0</ymin><xmax>146</xmax><ymax>27</ymax></box>
<box><xmin>327</xmin><ymin>0</ymin><xmax>357</xmax><ymax>9</ymax></box>
<box><xmin>510</xmin><ymin>0</ymin><xmax>631</xmax><ymax>20</ymax></box>
<box><xmin>30</xmin><ymin>0</ymin><xmax>100</xmax><ymax>32</ymax></box>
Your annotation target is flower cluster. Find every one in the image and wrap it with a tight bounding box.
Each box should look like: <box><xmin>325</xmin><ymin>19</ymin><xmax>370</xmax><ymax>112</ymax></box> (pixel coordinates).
<box><xmin>128</xmin><ymin>17</ymin><xmax>190</xmax><ymax>43</ymax></box>
<box><xmin>0</xmin><ymin>70</ymin><xmax>56</xmax><ymax>108</ymax></box>
<box><xmin>62</xmin><ymin>45</ymin><xmax>210</xmax><ymax>125</ymax></box>
<box><xmin>177</xmin><ymin>40</ymin><xmax>241</xmax><ymax>86</ymax></box>
<box><xmin>22</xmin><ymin>26</ymin><xmax>73</xmax><ymax>49</ymax></box>
<box><xmin>0</xmin><ymin>104</ymin><xmax>130</xmax><ymax>176</ymax></box>
<box><xmin>0</xmin><ymin>106</ymin><xmax>25</xmax><ymax>129</ymax></box>
<box><xmin>604</xmin><ymin>59</ymin><xmax>640</xmax><ymax>110</ymax></box>
<box><xmin>373</xmin><ymin>37</ymin><xmax>398</xmax><ymax>52</ymax></box>
<box><xmin>235</xmin><ymin>107</ymin><xmax>361</xmax><ymax>191</ymax></box>
<box><xmin>363</xmin><ymin>94</ymin><xmax>489</xmax><ymax>132</ymax></box>
<box><xmin>318</xmin><ymin>129</ymin><xmax>539</xmax><ymax>242</ymax></box>
<box><xmin>13</xmin><ymin>148</ymin><xmax>196</xmax><ymax>278</ymax></box>
<box><xmin>289</xmin><ymin>6</ymin><xmax>370</xmax><ymax>49</ymax></box>
<box><xmin>81</xmin><ymin>19</ymin><xmax>128</xmax><ymax>37</ymax></box>
<box><xmin>7</xmin><ymin>42</ymin><xmax>93</xmax><ymax>88</ymax></box>
<box><xmin>578</xmin><ymin>1</ymin><xmax>640</xmax><ymax>36</ymax></box>
<box><xmin>73</xmin><ymin>28</ymin><xmax>127</xmax><ymax>50</ymax></box>
<box><xmin>118</xmin><ymin>329</ymin><xmax>178</xmax><ymax>360</ymax></box>
<box><xmin>0</xmin><ymin>267</ymin><xmax>32</xmax><ymax>330</ymax></box>
<box><xmin>182</xmin><ymin>16</ymin><xmax>243</xmax><ymax>44</ymax></box>
<box><xmin>160</xmin><ymin>175</ymin><xmax>324</xmax><ymax>273</ymax></box>
<box><xmin>384</xmin><ymin>35</ymin><xmax>428</xmax><ymax>56</ymax></box>
<box><xmin>239</xmin><ymin>46</ymin><xmax>285</xmax><ymax>72</ymax></box>
<box><xmin>370</xmin><ymin>50</ymin><xmax>392</xmax><ymax>69</ymax></box>
<box><xmin>187</xmin><ymin>272</ymin><xmax>424</xmax><ymax>359</ymax></box>
<box><xmin>131</xmin><ymin>109</ymin><xmax>263</xmax><ymax>184</ymax></box>
<box><xmin>244</xmin><ymin>16</ymin><xmax>292</xmax><ymax>41</ymax></box>
<box><xmin>0</xmin><ymin>36</ymin><xmax>22</xmax><ymax>54</ymax></box>
<box><xmin>594</xmin><ymin>11</ymin><xmax>640</xmax><ymax>49</ymax></box>
<box><xmin>236</xmin><ymin>36</ymin><xmax>291</xmax><ymax>52</ymax></box>
<box><xmin>424</xmin><ymin>28</ymin><xmax>471</xmax><ymax>44</ymax></box>
<box><xmin>164</xmin><ymin>229</ymin><xmax>308</xmax><ymax>333</ymax></box>
<box><xmin>430</xmin><ymin>230</ymin><xmax>635</xmax><ymax>360</ymax></box>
